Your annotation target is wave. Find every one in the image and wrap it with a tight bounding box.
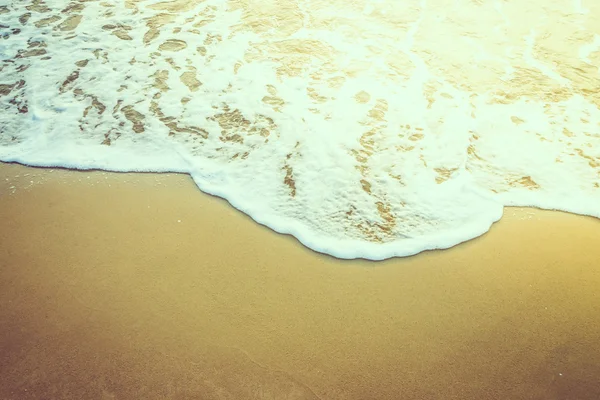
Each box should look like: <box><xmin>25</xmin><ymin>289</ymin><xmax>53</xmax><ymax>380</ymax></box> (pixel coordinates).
<box><xmin>1</xmin><ymin>0</ymin><xmax>598</xmax><ymax>259</ymax></box>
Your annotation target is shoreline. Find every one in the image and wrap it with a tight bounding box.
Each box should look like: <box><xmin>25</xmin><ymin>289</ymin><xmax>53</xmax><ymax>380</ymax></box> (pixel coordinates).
<box><xmin>2</xmin><ymin>161</ymin><xmax>592</xmax><ymax>262</ymax></box>
<box><xmin>1</xmin><ymin>162</ymin><xmax>600</xmax><ymax>399</ymax></box>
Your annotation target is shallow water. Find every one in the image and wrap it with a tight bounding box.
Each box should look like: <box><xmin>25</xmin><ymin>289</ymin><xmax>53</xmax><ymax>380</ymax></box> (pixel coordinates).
<box><xmin>1</xmin><ymin>0</ymin><xmax>599</xmax><ymax>259</ymax></box>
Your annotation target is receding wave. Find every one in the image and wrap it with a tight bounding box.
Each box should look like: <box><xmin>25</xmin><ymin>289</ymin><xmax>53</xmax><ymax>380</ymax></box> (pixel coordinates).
<box><xmin>1</xmin><ymin>0</ymin><xmax>599</xmax><ymax>259</ymax></box>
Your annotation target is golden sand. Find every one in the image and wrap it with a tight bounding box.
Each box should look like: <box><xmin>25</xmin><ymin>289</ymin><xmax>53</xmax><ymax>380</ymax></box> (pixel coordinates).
<box><xmin>1</xmin><ymin>162</ymin><xmax>599</xmax><ymax>399</ymax></box>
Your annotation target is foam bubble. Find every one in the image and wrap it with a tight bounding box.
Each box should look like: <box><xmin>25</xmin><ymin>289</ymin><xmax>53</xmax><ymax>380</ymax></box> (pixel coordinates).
<box><xmin>1</xmin><ymin>0</ymin><xmax>598</xmax><ymax>259</ymax></box>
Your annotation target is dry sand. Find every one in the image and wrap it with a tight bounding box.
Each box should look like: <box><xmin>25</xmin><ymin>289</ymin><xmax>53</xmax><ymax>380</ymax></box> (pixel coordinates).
<box><xmin>0</xmin><ymin>162</ymin><xmax>599</xmax><ymax>400</ymax></box>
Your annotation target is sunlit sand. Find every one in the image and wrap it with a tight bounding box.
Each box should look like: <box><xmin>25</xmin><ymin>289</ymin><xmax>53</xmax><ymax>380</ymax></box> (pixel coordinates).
<box><xmin>1</xmin><ymin>163</ymin><xmax>599</xmax><ymax>399</ymax></box>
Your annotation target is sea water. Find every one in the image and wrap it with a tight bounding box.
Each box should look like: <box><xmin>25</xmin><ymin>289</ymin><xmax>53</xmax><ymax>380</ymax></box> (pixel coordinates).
<box><xmin>1</xmin><ymin>0</ymin><xmax>598</xmax><ymax>259</ymax></box>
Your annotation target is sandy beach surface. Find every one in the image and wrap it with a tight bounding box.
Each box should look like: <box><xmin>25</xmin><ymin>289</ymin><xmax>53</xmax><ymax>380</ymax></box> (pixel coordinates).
<box><xmin>0</xmin><ymin>161</ymin><xmax>599</xmax><ymax>400</ymax></box>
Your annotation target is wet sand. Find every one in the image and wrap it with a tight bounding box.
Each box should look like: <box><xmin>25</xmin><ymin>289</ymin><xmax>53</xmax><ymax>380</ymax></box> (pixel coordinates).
<box><xmin>0</xmin><ymin>162</ymin><xmax>599</xmax><ymax>400</ymax></box>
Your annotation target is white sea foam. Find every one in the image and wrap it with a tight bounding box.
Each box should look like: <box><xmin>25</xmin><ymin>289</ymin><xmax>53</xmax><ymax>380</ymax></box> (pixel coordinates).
<box><xmin>1</xmin><ymin>0</ymin><xmax>599</xmax><ymax>259</ymax></box>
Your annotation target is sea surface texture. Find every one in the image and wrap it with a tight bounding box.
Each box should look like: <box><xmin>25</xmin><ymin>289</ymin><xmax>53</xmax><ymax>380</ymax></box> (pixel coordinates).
<box><xmin>1</xmin><ymin>0</ymin><xmax>599</xmax><ymax>259</ymax></box>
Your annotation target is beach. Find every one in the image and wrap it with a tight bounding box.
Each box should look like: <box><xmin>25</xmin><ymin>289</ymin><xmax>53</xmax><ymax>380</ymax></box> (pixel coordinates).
<box><xmin>1</xmin><ymin>162</ymin><xmax>599</xmax><ymax>399</ymax></box>
<box><xmin>2</xmin><ymin>0</ymin><xmax>600</xmax><ymax>397</ymax></box>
